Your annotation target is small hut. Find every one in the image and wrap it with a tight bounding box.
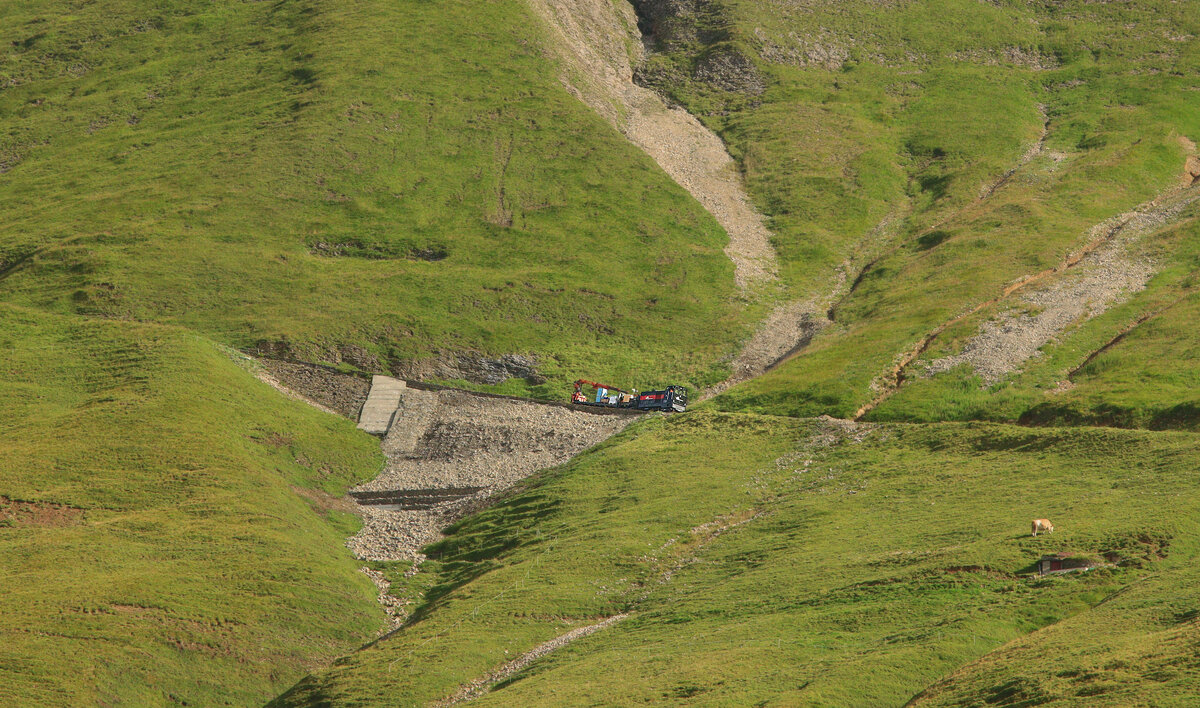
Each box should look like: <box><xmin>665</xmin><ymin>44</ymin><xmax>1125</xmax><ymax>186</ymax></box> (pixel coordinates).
<box><xmin>1038</xmin><ymin>551</ymin><xmax>1101</xmax><ymax>576</ymax></box>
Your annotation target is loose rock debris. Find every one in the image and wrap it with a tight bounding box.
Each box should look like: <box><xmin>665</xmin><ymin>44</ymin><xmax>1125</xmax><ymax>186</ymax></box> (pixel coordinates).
<box><xmin>347</xmin><ymin>387</ymin><xmax>632</xmax><ymax>562</ymax></box>
<box><xmin>524</xmin><ymin>0</ymin><xmax>779</xmax><ymax>293</ymax></box>
<box><xmin>924</xmin><ymin>184</ymin><xmax>1200</xmax><ymax>384</ymax></box>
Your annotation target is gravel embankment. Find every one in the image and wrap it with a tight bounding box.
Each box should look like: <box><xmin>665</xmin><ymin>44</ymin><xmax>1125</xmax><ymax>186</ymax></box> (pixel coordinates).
<box><xmin>524</xmin><ymin>0</ymin><xmax>778</xmax><ymax>293</ymax></box>
<box><xmin>348</xmin><ymin>388</ymin><xmax>633</xmax><ymax>561</ymax></box>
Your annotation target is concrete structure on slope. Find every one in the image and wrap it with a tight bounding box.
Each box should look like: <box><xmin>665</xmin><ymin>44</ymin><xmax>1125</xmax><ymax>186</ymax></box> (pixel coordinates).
<box><xmin>356</xmin><ymin>375</ymin><xmax>406</xmax><ymax>435</ymax></box>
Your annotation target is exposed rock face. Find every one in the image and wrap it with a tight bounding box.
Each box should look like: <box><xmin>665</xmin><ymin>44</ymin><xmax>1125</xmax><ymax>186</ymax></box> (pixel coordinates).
<box><xmin>631</xmin><ymin>0</ymin><xmax>764</xmax><ymax>95</ymax></box>
<box><xmin>249</xmin><ymin>340</ymin><xmax>384</xmax><ymax>373</ymax></box>
<box><xmin>256</xmin><ymin>359</ymin><xmax>370</xmax><ymax>419</ymax></box>
<box><xmin>394</xmin><ymin>352</ymin><xmax>544</xmax><ymax>386</ymax></box>
<box><xmin>630</xmin><ymin>0</ymin><xmax>694</xmax><ymax>45</ymax></box>
<box><xmin>450</xmin><ymin>353</ymin><xmax>543</xmax><ymax>385</ymax></box>
<box><xmin>693</xmin><ymin>47</ymin><xmax>765</xmax><ymax>95</ymax></box>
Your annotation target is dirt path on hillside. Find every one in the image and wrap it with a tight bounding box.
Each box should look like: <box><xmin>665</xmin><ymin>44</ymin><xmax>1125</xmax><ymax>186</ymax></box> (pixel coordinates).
<box><xmin>523</xmin><ymin>0</ymin><xmax>777</xmax><ymax>293</ymax></box>
<box><xmin>856</xmin><ymin>181</ymin><xmax>1200</xmax><ymax>418</ymax></box>
<box><xmin>432</xmin><ymin>614</ymin><xmax>629</xmax><ymax>706</ymax></box>
<box><xmin>978</xmin><ymin>104</ymin><xmax>1050</xmax><ymax>201</ymax></box>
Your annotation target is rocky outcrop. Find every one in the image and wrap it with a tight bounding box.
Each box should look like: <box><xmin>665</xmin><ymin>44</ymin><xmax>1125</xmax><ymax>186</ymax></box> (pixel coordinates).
<box><xmin>257</xmin><ymin>359</ymin><xmax>370</xmax><ymax>418</ymax></box>
<box><xmin>630</xmin><ymin>0</ymin><xmax>708</xmax><ymax>49</ymax></box>
<box><xmin>693</xmin><ymin>47</ymin><xmax>766</xmax><ymax>95</ymax></box>
<box><xmin>393</xmin><ymin>352</ymin><xmax>544</xmax><ymax>386</ymax></box>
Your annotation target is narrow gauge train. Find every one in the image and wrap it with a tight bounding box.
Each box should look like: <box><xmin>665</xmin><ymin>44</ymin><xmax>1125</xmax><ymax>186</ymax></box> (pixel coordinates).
<box><xmin>570</xmin><ymin>379</ymin><xmax>687</xmax><ymax>413</ymax></box>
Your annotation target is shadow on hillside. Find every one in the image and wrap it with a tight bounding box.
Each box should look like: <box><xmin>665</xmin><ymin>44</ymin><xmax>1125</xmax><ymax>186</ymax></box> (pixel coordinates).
<box><xmin>404</xmin><ymin>488</ymin><xmax>562</xmax><ymax>628</ymax></box>
<box><xmin>1018</xmin><ymin>402</ymin><xmax>1200</xmax><ymax>432</ymax></box>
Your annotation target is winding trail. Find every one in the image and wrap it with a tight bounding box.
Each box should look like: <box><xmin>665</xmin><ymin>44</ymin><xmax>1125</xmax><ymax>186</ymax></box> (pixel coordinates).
<box><xmin>978</xmin><ymin>104</ymin><xmax>1050</xmax><ymax>201</ymax></box>
<box><xmin>432</xmin><ymin>614</ymin><xmax>629</xmax><ymax>706</ymax></box>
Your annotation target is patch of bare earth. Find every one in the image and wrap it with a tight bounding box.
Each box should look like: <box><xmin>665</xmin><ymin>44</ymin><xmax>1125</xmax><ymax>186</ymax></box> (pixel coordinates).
<box><xmin>523</xmin><ymin>0</ymin><xmax>777</xmax><ymax>293</ymax></box>
<box><xmin>853</xmin><ymin>176</ymin><xmax>1200</xmax><ymax>418</ymax></box>
<box><xmin>0</xmin><ymin>496</ymin><xmax>83</xmax><ymax>528</ymax></box>
<box><xmin>923</xmin><ymin>184</ymin><xmax>1200</xmax><ymax>385</ymax></box>
<box><xmin>290</xmin><ymin>485</ymin><xmax>359</xmax><ymax>517</ymax></box>
<box><xmin>703</xmin><ymin>299</ymin><xmax>830</xmax><ymax>398</ymax></box>
<box><xmin>243</xmin><ymin>358</ymin><xmax>345</xmax><ymax>418</ymax></box>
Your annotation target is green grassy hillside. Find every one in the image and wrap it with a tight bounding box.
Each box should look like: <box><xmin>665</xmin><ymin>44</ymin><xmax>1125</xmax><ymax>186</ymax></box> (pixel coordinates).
<box><xmin>274</xmin><ymin>413</ymin><xmax>1200</xmax><ymax>706</ymax></box>
<box><xmin>874</xmin><ymin>210</ymin><xmax>1200</xmax><ymax>429</ymax></box>
<box><xmin>661</xmin><ymin>0</ymin><xmax>1200</xmax><ymax>422</ymax></box>
<box><xmin>0</xmin><ymin>305</ymin><xmax>384</xmax><ymax>705</ymax></box>
<box><xmin>4</xmin><ymin>0</ymin><xmax>1200</xmax><ymax>705</ymax></box>
<box><xmin>0</xmin><ymin>0</ymin><xmax>750</xmax><ymax>394</ymax></box>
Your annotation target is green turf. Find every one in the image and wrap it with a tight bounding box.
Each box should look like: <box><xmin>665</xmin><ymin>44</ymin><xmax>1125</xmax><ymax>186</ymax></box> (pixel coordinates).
<box><xmin>910</xmin><ymin>562</ymin><xmax>1200</xmax><ymax>706</ymax></box>
<box><xmin>272</xmin><ymin>412</ymin><xmax>1200</xmax><ymax>706</ymax></box>
<box><xmin>5</xmin><ymin>0</ymin><xmax>1200</xmax><ymax>704</ymax></box>
<box><xmin>0</xmin><ymin>0</ymin><xmax>751</xmax><ymax>395</ymax></box>
<box><xmin>870</xmin><ymin>210</ymin><xmax>1200</xmax><ymax>429</ymax></box>
<box><xmin>649</xmin><ymin>0</ymin><xmax>1200</xmax><ymax>422</ymax></box>
<box><xmin>0</xmin><ymin>305</ymin><xmax>384</xmax><ymax>705</ymax></box>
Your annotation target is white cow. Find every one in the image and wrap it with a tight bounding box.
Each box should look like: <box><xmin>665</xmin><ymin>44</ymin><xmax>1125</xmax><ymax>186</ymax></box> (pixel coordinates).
<box><xmin>1031</xmin><ymin>518</ymin><xmax>1054</xmax><ymax>537</ymax></box>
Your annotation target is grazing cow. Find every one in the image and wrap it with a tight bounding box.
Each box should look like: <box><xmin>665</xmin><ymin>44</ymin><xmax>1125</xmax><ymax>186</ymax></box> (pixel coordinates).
<box><xmin>1032</xmin><ymin>518</ymin><xmax>1054</xmax><ymax>537</ymax></box>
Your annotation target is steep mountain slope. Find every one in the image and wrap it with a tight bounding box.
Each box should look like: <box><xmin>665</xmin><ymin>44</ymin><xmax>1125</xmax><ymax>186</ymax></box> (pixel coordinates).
<box><xmin>4</xmin><ymin>0</ymin><xmax>1200</xmax><ymax>705</ymax></box>
<box><xmin>0</xmin><ymin>0</ymin><xmax>772</xmax><ymax>702</ymax></box>
<box><xmin>274</xmin><ymin>415</ymin><xmax>1200</xmax><ymax>706</ymax></box>
<box><xmin>0</xmin><ymin>305</ymin><xmax>383</xmax><ymax>705</ymax></box>
<box><xmin>266</xmin><ymin>1</ymin><xmax>1200</xmax><ymax>706</ymax></box>
<box><xmin>0</xmin><ymin>0</ymin><xmax>750</xmax><ymax>394</ymax></box>
<box><xmin>670</xmin><ymin>0</ymin><xmax>1200</xmax><ymax>423</ymax></box>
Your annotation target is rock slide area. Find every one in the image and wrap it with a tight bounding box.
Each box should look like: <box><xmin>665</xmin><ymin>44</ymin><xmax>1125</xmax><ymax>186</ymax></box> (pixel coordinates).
<box><xmin>523</xmin><ymin>0</ymin><xmax>778</xmax><ymax>294</ymax></box>
<box><xmin>249</xmin><ymin>360</ymin><xmax>635</xmax><ymax>567</ymax></box>
<box><xmin>924</xmin><ymin>182</ymin><xmax>1200</xmax><ymax>385</ymax></box>
<box><xmin>348</xmin><ymin>384</ymin><xmax>634</xmax><ymax>562</ymax></box>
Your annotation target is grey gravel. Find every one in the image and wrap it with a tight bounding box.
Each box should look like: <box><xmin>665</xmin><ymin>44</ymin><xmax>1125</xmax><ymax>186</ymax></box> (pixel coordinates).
<box><xmin>925</xmin><ymin>184</ymin><xmax>1200</xmax><ymax>383</ymax></box>
<box><xmin>524</xmin><ymin>0</ymin><xmax>779</xmax><ymax>293</ymax></box>
<box><xmin>347</xmin><ymin>387</ymin><xmax>633</xmax><ymax>562</ymax></box>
